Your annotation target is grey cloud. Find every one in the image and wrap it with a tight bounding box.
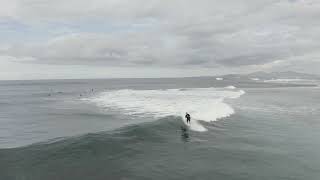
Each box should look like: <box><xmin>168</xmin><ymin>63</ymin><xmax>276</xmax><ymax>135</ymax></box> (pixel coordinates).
<box><xmin>184</xmin><ymin>59</ymin><xmax>210</xmax><ymax>66</ymax></box>
<box><xmin>1</xmin><ymin>0</ymin><xmax>320</xmax><ymax>73</ymax></box>
<box><xmin>217</xmin><ymin>54</ymin><xmax>282</xmax><ymax>67</ymax></box>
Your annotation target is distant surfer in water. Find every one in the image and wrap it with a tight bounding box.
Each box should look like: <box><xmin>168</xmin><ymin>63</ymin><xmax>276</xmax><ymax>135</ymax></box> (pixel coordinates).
<box><xmin>185</xmin><ymin>112</ymin><xmax>191</xmax><ymax>124</ymax></box>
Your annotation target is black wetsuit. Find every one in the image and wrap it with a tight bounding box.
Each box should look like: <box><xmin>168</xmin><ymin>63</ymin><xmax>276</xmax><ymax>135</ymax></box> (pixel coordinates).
<box><xmin>185</xmin><ymin>114</ymin><xmax>191</xmax><ymax>124</ymax></box>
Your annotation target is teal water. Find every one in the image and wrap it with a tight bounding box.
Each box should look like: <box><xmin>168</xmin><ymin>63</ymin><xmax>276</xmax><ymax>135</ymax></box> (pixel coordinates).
<box><xmin>0</xmin><ymin>78</ymin><xmax>319</xmax><ymax>180</ymax></box>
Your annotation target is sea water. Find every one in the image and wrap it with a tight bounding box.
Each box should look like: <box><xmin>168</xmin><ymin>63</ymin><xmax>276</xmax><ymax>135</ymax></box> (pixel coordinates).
<box><xmin>0</xmin><ymin>77</ymin><xmax>319</xmax><ymax>180</ymax></box>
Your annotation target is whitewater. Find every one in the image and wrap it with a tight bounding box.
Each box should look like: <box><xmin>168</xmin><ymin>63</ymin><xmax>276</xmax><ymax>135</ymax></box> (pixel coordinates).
<box><xmin>86</xmin><ymin>87</ymin><xmax>245</xmax><ymax>131</ymax></box>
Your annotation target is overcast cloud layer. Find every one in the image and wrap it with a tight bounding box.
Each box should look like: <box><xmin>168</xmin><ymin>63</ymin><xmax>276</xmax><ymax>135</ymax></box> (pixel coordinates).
<box><xmin>0</xmin><ymin>0</ymin><xmax>320</xmax><ymax>79</ymax></box>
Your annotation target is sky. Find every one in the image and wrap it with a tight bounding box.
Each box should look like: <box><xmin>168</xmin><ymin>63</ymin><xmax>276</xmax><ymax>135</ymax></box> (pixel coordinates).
<box><xmin>0</xmin><ymin>0</ymin><xmax>319</xmax><ymax>80</ymax></box>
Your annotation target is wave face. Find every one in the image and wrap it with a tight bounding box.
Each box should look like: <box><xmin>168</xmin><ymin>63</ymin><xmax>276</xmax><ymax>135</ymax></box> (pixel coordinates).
<box><xmin>86</xmin><ymin>87</ymin><xmax>245</xmax><ymax>131</ymax></box>
<box><xmin>0</xmin><ymin>117</ymin><xmax>185</xmax><ymax>180</ymax></box>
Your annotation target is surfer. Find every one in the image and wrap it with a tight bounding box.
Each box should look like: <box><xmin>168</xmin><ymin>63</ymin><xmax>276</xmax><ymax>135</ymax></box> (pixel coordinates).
<box><xmin>185</xmin><ymin>112</ymin><xmax>191</xmax><ymax>124</ymax></box>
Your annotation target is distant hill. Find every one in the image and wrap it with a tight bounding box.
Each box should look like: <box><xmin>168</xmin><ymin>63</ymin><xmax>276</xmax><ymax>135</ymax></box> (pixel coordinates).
<box><xmin>220</xmin><ymin>71</ymin><xmax>320</xmax><ymax>80</ymax></box>
<box><xmin>248</xmin><ymin>71</ymin><xmax>319</xmax><ymax>79</ymax></box>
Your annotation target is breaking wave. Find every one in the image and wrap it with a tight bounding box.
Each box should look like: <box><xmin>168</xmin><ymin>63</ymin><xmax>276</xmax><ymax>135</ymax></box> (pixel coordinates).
<box><xmin>263</xmin><ymin>79</ymin><xmax>315</xmax><ymax>83</ymax></box>
<box><xmin>85</xmin><ymin>87</ymin><xmax>245</xmax><ymax>132</ymax></box>
<box><xmin>225</xmin><ymin>86</ymin><xmax>237</xmax><ymax>89</ymax></box>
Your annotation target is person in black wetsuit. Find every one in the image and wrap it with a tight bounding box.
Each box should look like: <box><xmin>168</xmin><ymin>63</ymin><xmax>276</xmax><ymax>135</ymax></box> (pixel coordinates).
<box><xmin>185</xmin><ymin>112</ymin><xmax>191</xmax><ymax>124</ymax></box>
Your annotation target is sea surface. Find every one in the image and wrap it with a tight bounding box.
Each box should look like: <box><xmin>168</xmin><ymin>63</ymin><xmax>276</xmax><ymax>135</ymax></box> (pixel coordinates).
<box><xmin>0</xmin><ymin>77</ymin><xmax>319</xmax><ymax>180</ymax></box>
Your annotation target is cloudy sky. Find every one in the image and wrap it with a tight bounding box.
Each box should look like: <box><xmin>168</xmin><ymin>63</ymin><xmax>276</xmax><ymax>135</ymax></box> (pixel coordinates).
<box><xmin>0</xmin><ymin>0</ymin><xmax>319</xmax><ymax>79</ymax></box>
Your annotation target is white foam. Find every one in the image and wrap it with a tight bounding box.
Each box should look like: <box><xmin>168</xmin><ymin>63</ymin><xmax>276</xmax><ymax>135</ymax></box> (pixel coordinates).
<box><xmin>225</xmin><ymin>86</ymin><xmax>236</xmax><ymax>89</ymax></box>
<box><xmin>263</xmin><ymin>78</ymin><xmax>314</xmax><ymax>83</ymax></box>
<box><xmin>85</xmin><ymin>87</ymin><xmax>245</xmax><ymax>132</ymax></box>
<box><xmin>216</xmin><ymin>77</ymin><xmax>223</xmax><ymax>81</ymax></box>
<box><xmin>250</xmin><ymin>78</ymin><xmax>260</xmax><ymax>81</ymax></box>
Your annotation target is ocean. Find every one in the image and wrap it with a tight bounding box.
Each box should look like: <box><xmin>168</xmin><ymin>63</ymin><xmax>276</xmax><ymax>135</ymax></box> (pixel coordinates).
<box><xmin>0</xmin><ymin>77</ymin><xmax>319</xmax><ymax>180</ymax></box>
